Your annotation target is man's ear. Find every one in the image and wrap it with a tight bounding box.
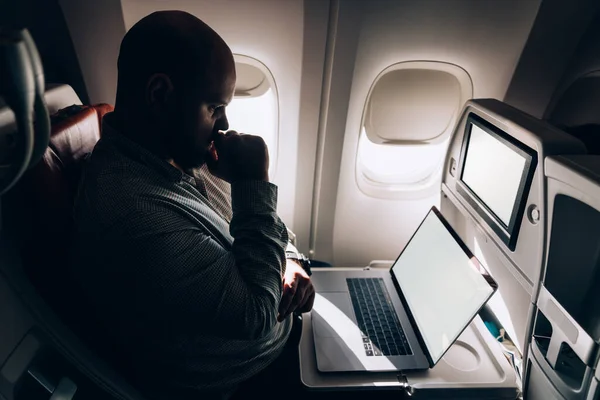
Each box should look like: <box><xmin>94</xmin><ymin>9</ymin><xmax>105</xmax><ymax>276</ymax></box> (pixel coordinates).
<box><xmin>146</xmin><ymin>73</ymin><xmax>174</xmax><ymax>118</ymax></box>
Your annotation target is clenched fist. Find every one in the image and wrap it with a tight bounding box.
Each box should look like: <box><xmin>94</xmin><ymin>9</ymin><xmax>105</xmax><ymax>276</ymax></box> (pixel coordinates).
<box><xmin>206</xmin><ymin>130</ymin><xmax>269</xmax><ymax>183</ymax></box>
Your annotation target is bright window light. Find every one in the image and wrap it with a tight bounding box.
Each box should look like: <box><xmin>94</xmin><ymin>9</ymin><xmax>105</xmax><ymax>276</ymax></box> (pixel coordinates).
<box><xmin>357</xmin><ymin>127</ymin><xmax>448</xmax><ymax>185</ymax></box>
<box><xmin>226</xmin><ymin>88</ymin><xmax>278</xmax><ymax>174</ymax></box>
<box><xmin>356</xmin><ymin>61</ymin><xmax>472</xmax><ymax>199</ymax></box>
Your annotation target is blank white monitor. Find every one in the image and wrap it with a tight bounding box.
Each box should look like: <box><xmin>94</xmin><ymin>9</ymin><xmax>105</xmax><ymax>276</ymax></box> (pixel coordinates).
<box><xmin>391</xmin><ymin>208</ymin><xmax>497</xmax><ymax>364</ymax></box>
<box><xmin>462</xmin><ymin>124</ymin><xmax>527</xmax><ymax>226</ymax></box>
<box><xmin>457</xmin><ymin>114</ymin><xmax>537</xmax><ymax>250</ymax></box>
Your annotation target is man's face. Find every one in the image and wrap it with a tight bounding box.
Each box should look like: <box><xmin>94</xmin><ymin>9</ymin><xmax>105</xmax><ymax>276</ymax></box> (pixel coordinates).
<box><xmin>167</xmin><ymin>62</ymin><xmax>236</xmax><ymax>170</ymax></box>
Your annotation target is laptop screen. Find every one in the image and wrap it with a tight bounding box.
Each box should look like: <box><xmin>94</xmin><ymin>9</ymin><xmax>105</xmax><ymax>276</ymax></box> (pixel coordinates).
<box><xmin>391</xmin><ymin>208</ymin><xmax>496</xmax><ymax>365</ymax></box>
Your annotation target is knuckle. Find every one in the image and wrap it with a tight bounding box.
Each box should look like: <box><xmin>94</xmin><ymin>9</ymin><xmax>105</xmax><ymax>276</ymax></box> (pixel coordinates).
<box><xmin>247</xmin><ymin>134</ymin><xmax>265</xmax><ymax>145</ymax></box>
<box><xmin>288</xmin><ymin>285</ymin><xmax>297</xmax><ymax>295</ymax></box>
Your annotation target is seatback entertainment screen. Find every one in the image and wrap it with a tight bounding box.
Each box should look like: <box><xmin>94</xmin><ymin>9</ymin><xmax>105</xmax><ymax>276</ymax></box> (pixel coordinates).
<box><xmin>457</xmin><ymin>114</ymin><xmax>537</xmax><ymax>250</ymax></box>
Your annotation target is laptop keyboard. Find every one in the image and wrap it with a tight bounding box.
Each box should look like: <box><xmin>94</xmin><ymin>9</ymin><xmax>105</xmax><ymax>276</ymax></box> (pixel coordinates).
<box><xmin>347</xmin><ymin>278</ymin><xmax>412</xmax><ymax>357</ymax></box>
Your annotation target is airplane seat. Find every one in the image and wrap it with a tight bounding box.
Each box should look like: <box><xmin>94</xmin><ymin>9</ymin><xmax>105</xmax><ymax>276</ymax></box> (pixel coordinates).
<box><xmin>14</xmin><ymin>104</ymin><xmax>111</xmax><ymax>320</ymax></box>
<box><xmin>546</xmin><ymin>73</ymin><xmax>600</xmax><ymax>154</ymax></box>
<box><xmin>4</xmin><ymin>102</ymin><xmax>138</xmax><ymax>382</ymax></box>
<box><xmin>6</xmin><ymin>101</ymin><xmax>149</xmax><ymax>394</ymax></box>
<box><xmin>42</xmin><ymin>83</ymin><xmax>84</xmax><ymax>114</ymax></box>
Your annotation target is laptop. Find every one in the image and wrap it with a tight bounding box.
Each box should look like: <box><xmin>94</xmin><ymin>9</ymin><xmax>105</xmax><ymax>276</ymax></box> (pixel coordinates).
<box><xmin>310</xmin><ymin>206</ymin><xmax>498</xmax><ymax>372</ymax></box>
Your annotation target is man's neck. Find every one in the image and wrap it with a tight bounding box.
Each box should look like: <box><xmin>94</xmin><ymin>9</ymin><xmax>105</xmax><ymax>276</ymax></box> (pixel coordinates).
<box><xmin>112</xmin><ymin>110</ymin><xmax>168</xmax><ymax>161</ymax></box>
<box><xmin>169</xmin><ymin>159</ymin><xmax>185</xmax><ymax>173</ymax></box>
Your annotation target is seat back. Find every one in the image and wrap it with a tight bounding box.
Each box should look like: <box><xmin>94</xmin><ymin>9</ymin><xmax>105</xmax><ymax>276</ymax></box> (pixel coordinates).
<box><xmin>10</xmin><ymin>103</ymin><xmax>111</xmax><ymax>326</ymax></box>
<box><xmin>546</xmin><ymin>73</ymin><xmax>600</xmax><ymax>154</ymax></box>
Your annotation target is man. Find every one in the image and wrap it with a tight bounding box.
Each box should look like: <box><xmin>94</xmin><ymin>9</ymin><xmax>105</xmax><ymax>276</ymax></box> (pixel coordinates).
<box><xmin>72</xmin><ymin>10</ymin><xmax>314</xmax><ymax>399</ymax></box>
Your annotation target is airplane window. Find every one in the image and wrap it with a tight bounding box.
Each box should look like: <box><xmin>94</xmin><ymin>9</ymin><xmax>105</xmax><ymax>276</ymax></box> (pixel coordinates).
<box><xmin>356</xmin><ymin>61</ymin><xmax>472</xmax><ymax>199</ymax></box>
<box><xmin>357</xmin><ymin>128</ymin><xmax>448</xmax><ymax>185</ymax></box>
<box><xmin>226</xmin><ymin>88</ymin><xmax>277</xmax><ymax>163</ymax></box>
<box><xmin>226</xmin><ymin>55</ymin><xmax>278</xmax><ymax>175</ymax></box>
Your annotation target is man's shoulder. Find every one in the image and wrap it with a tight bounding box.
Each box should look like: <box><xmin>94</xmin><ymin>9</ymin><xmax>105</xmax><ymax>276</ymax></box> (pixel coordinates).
<box><xmin>74</xmin><ymin>140</ymin><xmax>177</xmax><ymax>229</ymax></box>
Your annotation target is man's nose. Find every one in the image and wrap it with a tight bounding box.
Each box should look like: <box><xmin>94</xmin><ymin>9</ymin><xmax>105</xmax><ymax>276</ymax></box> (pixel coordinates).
<box><xmin>216</xmin><ymin>114</ymin><xmax>229</xmax><ymax>132</ymax></box>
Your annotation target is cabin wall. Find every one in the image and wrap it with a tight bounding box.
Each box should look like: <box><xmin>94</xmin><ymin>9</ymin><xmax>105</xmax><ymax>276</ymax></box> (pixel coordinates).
<box><xmin>503</xmin><ymin>0</ymin><xmax>600</xmax><ymax>120</ymax></box>
<box><xmin>321</xmin><ymin>0</ymin><xmax>541</xmax><ymax>266</ymax></box>
<box><xmin>304</xmin><ymin>0</ymin><xmax>363</xmax><ymax>261</ymax></box>
<box><xmin>292</xmin><ymin>0</ymin><xmax>330</xmax><ymax>252</ymax></box>
<box><xmin>543</xmin><ymin>7</ymin><xmax>600</xmax><ymax>127</ymax></box>
<box><xmin>59</xmin><ymin>0</ymin><xmax>126</xmax><ymax>105</ymax></box>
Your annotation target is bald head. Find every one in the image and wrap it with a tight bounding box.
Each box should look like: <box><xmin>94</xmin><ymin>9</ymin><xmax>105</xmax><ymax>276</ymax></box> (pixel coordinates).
<box><xmin>113</xmin><ymin>11</ymin><xmax>236</xmax><ymax>170</ymax></box>
<box><xmin>116</xmin><ymin>10</ymin><xmax>234</xmax><ymax>109</ymax></box>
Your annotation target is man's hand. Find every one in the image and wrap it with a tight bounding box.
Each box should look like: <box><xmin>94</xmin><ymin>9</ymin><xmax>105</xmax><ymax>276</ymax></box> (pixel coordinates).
<box><xmin>206</xmin><ymin>130</ymin><xmax>269</xmax><ymax>183</ymax></box>
<box><xmin>278</xmin><ymin>259</ymin><xmax>315</xmax><ymax>322</ymax></box>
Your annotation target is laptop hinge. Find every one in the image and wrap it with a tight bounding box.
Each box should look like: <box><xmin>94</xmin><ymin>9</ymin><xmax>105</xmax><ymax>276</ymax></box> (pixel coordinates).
<box><xmin>397</xmin><ymin>372</ymin><xmax>414</xmax><ymax>396</ymax></box>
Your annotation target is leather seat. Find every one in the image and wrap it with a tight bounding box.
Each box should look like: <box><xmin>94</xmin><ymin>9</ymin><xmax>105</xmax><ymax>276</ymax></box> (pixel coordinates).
<box><xmin>2</xmin><ymin>100</ymin><xmax>149</xmax><ymax>400</ymax></box>
<box><xmin>9</xmin><ymin>103</ymin><xmax>112</xmax><ymax>330</ymax></box>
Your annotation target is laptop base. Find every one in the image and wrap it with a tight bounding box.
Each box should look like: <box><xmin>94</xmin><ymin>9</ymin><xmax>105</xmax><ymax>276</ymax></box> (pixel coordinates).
<box><xmin>301</xmin><ymin>293</ymin><xmax>518</xmax><ymax>398</ymax></box>
<box><xmin>311</xmin><ymin>269</ymin><xmax>429</xmax><ymax>372</ymax></box>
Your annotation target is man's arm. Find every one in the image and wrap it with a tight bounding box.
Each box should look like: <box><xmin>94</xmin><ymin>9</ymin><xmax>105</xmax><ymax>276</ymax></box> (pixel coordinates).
<box><xmin>286</xmin><ymin>227</ymin><xmax>297</xmax><ymax>246</ymax></box>
<box><xmin>197</xmin><ymin>163</ymin><xmax>299</xmax><ymax>247</ymax></box>
<box><xmin>114</xmin><ymin>181</ymin><xmax>288</xmax><ymax>341</ymax></box>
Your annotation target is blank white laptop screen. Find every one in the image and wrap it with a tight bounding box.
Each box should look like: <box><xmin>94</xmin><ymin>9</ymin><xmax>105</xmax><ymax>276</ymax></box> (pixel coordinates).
<box><xmin>391</xmin><ymin>210</ymin><xmax>495</xmax><ymax>364</ymax></box>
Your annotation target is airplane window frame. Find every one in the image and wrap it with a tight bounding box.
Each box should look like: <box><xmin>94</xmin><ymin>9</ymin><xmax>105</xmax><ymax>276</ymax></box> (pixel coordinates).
<box><xmin>356</xmin><ymin>131</ymin><xmax>449</xmax><ymax>199</ymax></box>
<box><xmin>228</xmin><ymin>54</ymin><xmax>280</xmax><ymax>178</ymax></box>
<box><xmin>355</xmin><ymin>61</ymin><xmax>473</xmax><ymax>200</ymax></box>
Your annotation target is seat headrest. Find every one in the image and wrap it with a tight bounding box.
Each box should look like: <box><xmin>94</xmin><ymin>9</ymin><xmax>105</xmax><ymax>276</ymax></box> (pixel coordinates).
<box><xmin>48</xmin><ymin>104</ymin><xmax>111</xmax><ymax>176</ymax></box>
<box><xmin>0</xmin><ymin>83</ymin><xmax>82</xmax><ymax>135</ymax></box>
<box><xmin>0</xmin><ymin>84</ymin><xmax>83</xmax><ymax>172</ymax></box>
<box><xmin>44</xmin><ymin>84</ymin><xmax>83</xmax><ymax>115</ymax></box>
<box><xmin>546</xmin><ymin>73</ymin><xmax>600</xmax><ymax>154</ymax></box>
<box><xmin>16</xmin><ymin>103</ymin><xmax>113</xmax><ymax>233</ymax></box>
<box><xmin>547</xmin><ymin>72</ymin><xmax>600</xmax><ymax>128</ymax></box>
